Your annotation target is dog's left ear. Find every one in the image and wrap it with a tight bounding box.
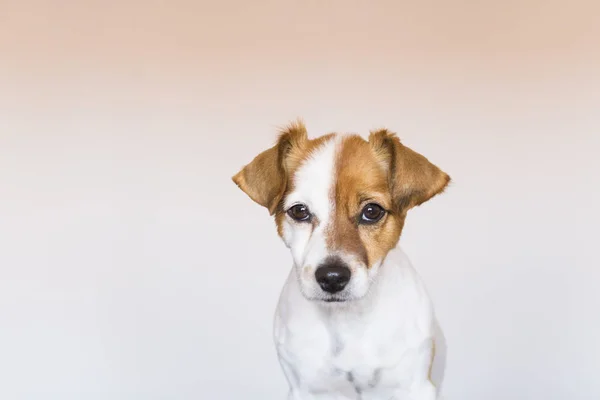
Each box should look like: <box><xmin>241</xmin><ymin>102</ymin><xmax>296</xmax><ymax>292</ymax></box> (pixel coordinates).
<box><xmin>369</xmin><ymin>129</ymin><xmax>450</xmax><ymax>212</ymax></box>
<box><xmin>232</xmin><ymin>122</ymin><xmax>308</xmax><ymax>215</ymax></box>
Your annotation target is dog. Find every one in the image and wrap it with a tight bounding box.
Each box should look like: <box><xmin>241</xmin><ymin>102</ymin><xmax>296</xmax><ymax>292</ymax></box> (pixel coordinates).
<box><xmin>232</xmin><ymin>121</ymin><xmax>450</xmax><ymax>400</ymax></box>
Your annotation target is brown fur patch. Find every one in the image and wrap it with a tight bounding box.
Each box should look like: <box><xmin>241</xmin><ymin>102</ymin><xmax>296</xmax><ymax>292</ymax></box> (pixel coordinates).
<box><xmin>325</xmin><ymin>131</ymin><xmax>450</xmax><ymax>268</ymax></box>
<box><xmin>327</xmin><ymin>135</ymin><xmax>403</xmax><ymax>267</ymax></box>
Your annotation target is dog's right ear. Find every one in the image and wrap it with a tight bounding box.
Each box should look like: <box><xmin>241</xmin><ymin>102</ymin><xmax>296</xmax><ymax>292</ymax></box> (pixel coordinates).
<box><xmin>232</xmin><ymin>121</ymin><xmax>308</xmax><ymax>215</ymax></box>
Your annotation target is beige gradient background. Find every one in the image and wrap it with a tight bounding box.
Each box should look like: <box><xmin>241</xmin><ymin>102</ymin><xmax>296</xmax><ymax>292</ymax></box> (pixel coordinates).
<box><xmin>1</xmin><ymin>1</ymin><xmax>599</xmax><ymax>399</ymax></box>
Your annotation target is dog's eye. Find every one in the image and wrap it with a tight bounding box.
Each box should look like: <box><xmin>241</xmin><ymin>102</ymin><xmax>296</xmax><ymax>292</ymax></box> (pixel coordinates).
<box><xmin>360</xmin><ymin>203</ymin><xmax>385</xmax><ymax>224</ymax></box>
<box><xmin>288</xmin><ymin>204</ymin><xmax>311</xmax><ymax>222</ymax></box>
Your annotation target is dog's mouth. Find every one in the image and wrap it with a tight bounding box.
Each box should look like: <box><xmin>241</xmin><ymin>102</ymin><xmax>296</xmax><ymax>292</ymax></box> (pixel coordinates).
<box><xmin>322</xmin><ymin>296</ymin><xmax>347</xmax><ymax>303</ymax></box>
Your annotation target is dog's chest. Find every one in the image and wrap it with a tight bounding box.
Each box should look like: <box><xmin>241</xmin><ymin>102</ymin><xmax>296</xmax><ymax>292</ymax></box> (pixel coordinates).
<box><xmin>332</xmin><ymin>325</ymin><xmax>406</xmax><ymax>390</ymax></box>
<box><xmin>329</xmin><ymin>338</ymin><xmax>386</xmax><ymax>394</ymax></box>
<box><xmin>278</xmin><ymin>316</ymin><xmax>407</xmax><ymax>397</ymax></box>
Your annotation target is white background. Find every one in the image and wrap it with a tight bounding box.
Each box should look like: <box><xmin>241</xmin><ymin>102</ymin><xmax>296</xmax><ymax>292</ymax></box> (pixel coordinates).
<box><xmin>1</xmin><ymin>1</ymin><xmax>599</xmax><ymax>399</ymax></box>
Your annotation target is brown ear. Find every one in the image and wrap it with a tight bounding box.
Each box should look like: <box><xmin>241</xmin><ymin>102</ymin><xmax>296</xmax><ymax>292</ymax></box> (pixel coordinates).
<box><xmin>232</xmin><ymin>121</ymin><xmax>308</xmax><ymax>215</ymax></box>
<box><xmin>369</xmin><ymin>129</ymin><xmax>450</xmax><ymax>211</ymax></box>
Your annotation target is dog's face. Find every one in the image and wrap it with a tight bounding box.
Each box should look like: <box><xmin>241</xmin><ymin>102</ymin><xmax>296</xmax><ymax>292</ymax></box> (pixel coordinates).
<box><xmin>233</xmin><ymin>121</ymin><xmax>449</xmax><ymax>303</ymax></box>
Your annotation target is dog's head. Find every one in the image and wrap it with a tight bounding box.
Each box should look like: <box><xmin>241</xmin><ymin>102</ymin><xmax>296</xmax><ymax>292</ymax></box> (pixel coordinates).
<box><xmin>232</xmin><ymin>121</ymin><xmax>450</xmax><ymax>303</ymax></box>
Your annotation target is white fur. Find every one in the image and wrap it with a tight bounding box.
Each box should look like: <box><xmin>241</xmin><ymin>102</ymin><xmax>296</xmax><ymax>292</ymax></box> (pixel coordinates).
<box><xmin>274</xmin><ymin>137</ymin><xmax>441</xmax><ymax>399</ymax></box>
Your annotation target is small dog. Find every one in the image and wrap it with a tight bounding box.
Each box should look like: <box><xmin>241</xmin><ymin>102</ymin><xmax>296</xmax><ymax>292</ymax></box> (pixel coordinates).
<box><xmin>232</xmin><ymin>121</ymin><xmax>450</xmax><ymax>400</ymax></box>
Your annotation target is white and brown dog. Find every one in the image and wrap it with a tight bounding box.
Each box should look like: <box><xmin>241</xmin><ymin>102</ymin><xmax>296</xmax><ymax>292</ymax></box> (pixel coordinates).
<box><xmin>232</xmin><ymin>121</ymin><xmax>450</xmax><ymax>400</ymax></box>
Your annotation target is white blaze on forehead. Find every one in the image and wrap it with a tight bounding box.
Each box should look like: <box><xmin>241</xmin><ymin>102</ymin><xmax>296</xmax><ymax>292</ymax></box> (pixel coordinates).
<box><xmin>283</xmin><ymin>136</ymin><xmax>338</xmax><ymax>224</ymax></box>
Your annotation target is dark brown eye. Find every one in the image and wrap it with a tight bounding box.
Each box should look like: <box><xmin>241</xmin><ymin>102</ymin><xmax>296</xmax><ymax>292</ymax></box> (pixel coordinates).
<box><xmin>288</xmin><ymin>204</ymin><xmax>311</xmax><ymax>222</ymax></box>
<box><xmin>360</xmin><ymin>203</ymin><xmax>385</xmax><ymax>224</ymax></box>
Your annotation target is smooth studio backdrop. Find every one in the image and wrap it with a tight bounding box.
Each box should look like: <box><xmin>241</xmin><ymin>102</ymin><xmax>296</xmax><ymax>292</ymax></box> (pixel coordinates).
<box><xmin>1</xmin><ymin>1</ymin><xmax>599</xmax><ymax>399</ymax></box>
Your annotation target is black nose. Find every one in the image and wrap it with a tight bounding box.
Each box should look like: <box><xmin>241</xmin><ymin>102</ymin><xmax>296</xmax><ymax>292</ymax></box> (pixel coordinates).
<box><xmin>315</xmin><ymin>259</ymin><xmax>351</xmax><ymax>294</ymax></box>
